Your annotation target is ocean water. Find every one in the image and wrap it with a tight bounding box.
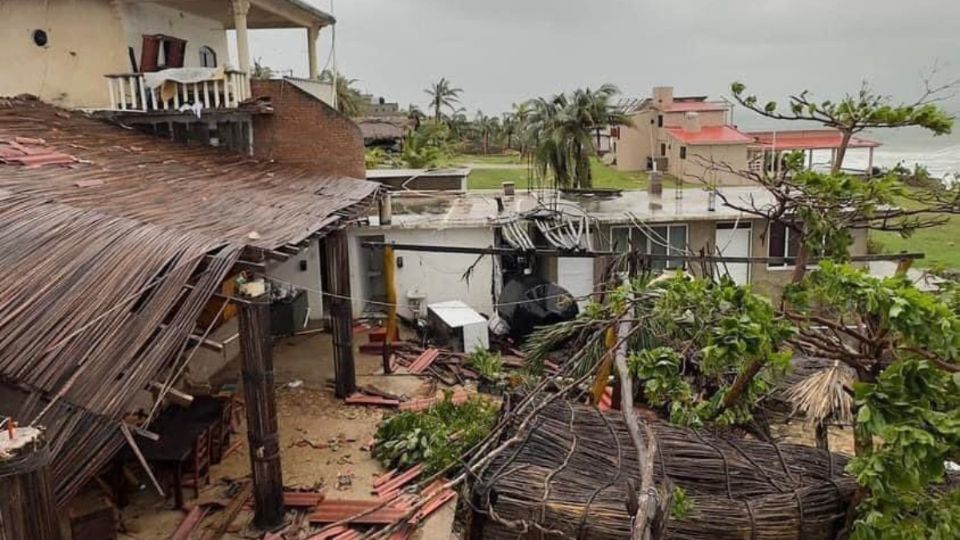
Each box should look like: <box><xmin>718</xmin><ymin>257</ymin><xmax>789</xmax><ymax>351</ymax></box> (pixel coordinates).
<box><xmin>839</xmin><ymin>128</ymin><xmax>960</xmax><ymax>180</ymax></box>
<box><xmin>738</xmin><ymin>122</ymin><xmax>960</xmax><ymax>180</ymax></box>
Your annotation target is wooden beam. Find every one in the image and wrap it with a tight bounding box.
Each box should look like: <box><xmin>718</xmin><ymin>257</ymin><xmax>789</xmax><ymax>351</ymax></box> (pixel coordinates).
<box><xmin>147</xmin><ymin>381</ymin><xmax>194</xmax><ymax>408</ymax></box>
<box><xmin>360</xmin><ymin>241</ymin><xmax>925</xmax><ymax>264</ymax></box>
<box><xmin>238</xmin><ymin>295</ymin><xmax>284</xmax><ymax>529</ymax></box>
<box><xmin>323</xmin><ymin>231</ymin><xmax>356</xmax><ymax>398</ymax></box>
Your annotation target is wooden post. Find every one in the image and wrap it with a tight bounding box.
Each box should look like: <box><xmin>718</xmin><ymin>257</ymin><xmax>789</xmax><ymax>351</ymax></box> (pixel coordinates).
<box><xmin>238</xmin><ymin>296</ymin><xmax>284</xmax><ymax>529</ymax></box>
<box><xmin>323</xmin><ymin>231</ymin><xmax>356</xmax><ymax>397</ymax></box>
<box><xmin>384</xmin><ymin>245</ymin><xmax>398</xmax><ymax>343</ymax></box>
<box><xmin>0</xmin><ymin>425</ymin><xmax>61</xmax><ymax>540</ymax></box>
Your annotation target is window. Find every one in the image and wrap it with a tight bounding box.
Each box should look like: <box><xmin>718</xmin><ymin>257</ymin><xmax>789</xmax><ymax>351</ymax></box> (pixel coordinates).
<box><xmin>610</xmin><ymin>224</ymin><xmax>688</xmax><ymax>271</ymax></box>
<box><xmin>768</xmin><ymin>222</ymin><xmax>801</xmax><ymax>268</ymax></box>
<box><xmin>680</xmin><ymin>146</ymin><xmax>687</xmax><ymax>160</ymax></box>
<box><xmin>660</xmin><ymin>143</ymin><xmax>667</xmax><ymax>156</ymax></box>
<box><xmin>657</xmin><ymin>114</ymin><xmax>664</xmax><ymax>127</ymax></box>
<box><xmin>199</xmin><ymin>46</ymin><xmax>217</xmax><ymax>68</ymax></box>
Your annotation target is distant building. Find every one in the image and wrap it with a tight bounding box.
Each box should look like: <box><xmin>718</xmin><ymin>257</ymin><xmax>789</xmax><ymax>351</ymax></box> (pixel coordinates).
<box><xmin>361</xmin><ymin>93</ymin><xmax>403</xmax><ymax>117</ymax></box>
<box><xmin>356</xmin><ymin>117</ymin><xmax>411</xmax><ymax>150</ymax></box>
<box><xmin>612</xmin><ymin>86</ymin><xmax>879</xmax><ymax>186</ymax></box>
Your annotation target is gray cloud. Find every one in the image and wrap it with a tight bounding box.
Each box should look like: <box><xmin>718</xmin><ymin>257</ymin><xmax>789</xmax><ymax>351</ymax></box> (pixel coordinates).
<box><xmin>243</xmin><ymin>0</ymin><xmax>960</xmax><ymax>118</ymax></box>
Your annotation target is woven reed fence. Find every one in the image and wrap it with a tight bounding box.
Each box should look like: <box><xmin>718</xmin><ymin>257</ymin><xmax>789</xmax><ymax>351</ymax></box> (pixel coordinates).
<box><xmin>473</xmin><ymin>400</ymin><xmax>855</xmax><ymax>540</ymax></box>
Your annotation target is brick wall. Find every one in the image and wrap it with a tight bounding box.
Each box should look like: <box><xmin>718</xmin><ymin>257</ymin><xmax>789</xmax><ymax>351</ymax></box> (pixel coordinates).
<box><xmin>251</xmin><ymin>79</ymin><xmax>365</xmax><ymax>178</ymax></box>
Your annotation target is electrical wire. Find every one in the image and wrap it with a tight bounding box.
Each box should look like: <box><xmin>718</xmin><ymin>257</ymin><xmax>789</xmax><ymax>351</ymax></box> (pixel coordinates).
<box><xmin>257</xmin><ymin>271</ymin><xmax>619</xmax><ymax>313</ymax></box>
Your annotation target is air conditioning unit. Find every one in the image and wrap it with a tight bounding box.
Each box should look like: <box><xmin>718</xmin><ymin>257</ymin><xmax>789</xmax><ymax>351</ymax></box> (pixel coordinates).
<box><xmin>426</xmin><ymin>300</ymin><xmax>489</xmax><ymax>354</ymax></box>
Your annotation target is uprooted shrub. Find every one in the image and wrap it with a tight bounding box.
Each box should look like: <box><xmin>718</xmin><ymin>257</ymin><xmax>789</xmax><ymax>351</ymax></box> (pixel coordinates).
<box><xmin>373</xmin><ymin>394</ymin><xmax>499</xmax><ymax>474</ymax></box>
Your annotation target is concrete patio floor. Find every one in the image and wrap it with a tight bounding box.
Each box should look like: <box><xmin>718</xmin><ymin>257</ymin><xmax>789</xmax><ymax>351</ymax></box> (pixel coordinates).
<box><xmin>117</xmin><ymin>329</ymin><xmax>459</xmax><ymax>540</ymax></box>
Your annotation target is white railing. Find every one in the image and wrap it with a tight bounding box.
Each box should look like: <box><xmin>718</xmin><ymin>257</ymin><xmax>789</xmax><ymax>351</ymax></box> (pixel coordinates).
<box><xmin>104</xmin><ymin>70</ymin><xmax>250</xmax><ymax>113</ymax></box>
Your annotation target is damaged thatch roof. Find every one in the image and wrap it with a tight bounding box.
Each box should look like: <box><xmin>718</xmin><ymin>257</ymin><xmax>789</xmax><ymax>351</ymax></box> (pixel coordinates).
<box><xmin>474</xmin><ymin>399</ymin><xmax>855</xmax><ymax>540</ymax></box>
<box><xmin>0</xmin><ymin>96</ymin><xmax>380</xmax><ymax>504</ymax></box>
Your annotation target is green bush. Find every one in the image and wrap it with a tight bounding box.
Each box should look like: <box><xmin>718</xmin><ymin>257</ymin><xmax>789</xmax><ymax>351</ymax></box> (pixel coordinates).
<box><xmin>373</xmin><ymin>394</ymin><xmax>499</xmax><ymax>475</ymax></box>
<box><xmin>466</xmin><ymin>349</ymin><xmax>502</xmax><ymax>380</ymax></box>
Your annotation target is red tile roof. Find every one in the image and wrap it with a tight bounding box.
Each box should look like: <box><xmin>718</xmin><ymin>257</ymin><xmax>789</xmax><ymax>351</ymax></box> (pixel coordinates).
<box><xmin>661</xmin><ymin>101</ymin><xmax>729</xmax><ymax>113</ymax></box>
<box><xmin>748</xmin><ymin>129</ymin><xmax>881</xmax><ymax>150</ymax></box>
<box><xmin>665</xmin><ymin>126</ymin><xmax>753</xmax><ymax>145</ymax></box>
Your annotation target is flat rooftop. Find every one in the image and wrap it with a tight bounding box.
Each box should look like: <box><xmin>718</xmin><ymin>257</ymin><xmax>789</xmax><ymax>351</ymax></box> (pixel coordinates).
<box><xmin>366</xmin><ymin>187</ymin><xmax>777</xmax><ymax>229</ymax></box>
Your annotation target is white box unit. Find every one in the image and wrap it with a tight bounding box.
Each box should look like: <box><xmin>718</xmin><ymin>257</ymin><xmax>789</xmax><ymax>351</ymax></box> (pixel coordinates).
<box><xmin>426</xmin><ymin>300</ymin><xmax>489</xmax><ymax>354</ymax></box>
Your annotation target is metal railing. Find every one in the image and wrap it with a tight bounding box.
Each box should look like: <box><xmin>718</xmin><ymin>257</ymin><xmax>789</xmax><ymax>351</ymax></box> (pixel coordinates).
<box><xmin>104</xmin><ymin>70</ymin><xmax>250</xmax><ymax>113</ymax></box>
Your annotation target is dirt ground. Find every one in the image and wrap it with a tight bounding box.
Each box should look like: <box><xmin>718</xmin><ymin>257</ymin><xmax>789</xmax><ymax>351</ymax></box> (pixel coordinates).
<box><xmin>116</xmin><ymin>329</ymin><xmax>459</xmax><ymax>540</ymax></box>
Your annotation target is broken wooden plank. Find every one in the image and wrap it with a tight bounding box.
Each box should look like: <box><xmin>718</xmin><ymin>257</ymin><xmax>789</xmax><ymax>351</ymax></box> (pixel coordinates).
<box><xmin>200</xmin><ymin>481</ymin><xmax>252</xmax><ymax>540</ymax></box>
<box><xmin>171</xmin><ymin>505</ymin><xmax>207</xmax><ymax>540</ymax></box>
<box><xmin>344</xmin><ymin>393</ymin><xmax>400</xmax><ymax>408</ymax></box>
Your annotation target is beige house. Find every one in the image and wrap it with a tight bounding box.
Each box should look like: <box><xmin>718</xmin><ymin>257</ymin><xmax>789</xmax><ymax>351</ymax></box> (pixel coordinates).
<box><xmin>612</xmin><ymin>86</ymin><xmax>879</xmax><ymax>186</ymax></box>
<box><xmin>614</xmin><ymin>86</ymin><xmax>752</xmax><ymax>186</ymax></box>
<box><xmin>0</xmin><ymin>0</ymin><xmax>334</xmax><ymax>111</ymax></box>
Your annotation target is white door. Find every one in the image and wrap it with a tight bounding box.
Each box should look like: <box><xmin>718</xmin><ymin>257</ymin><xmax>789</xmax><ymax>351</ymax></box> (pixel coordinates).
<box><xmin>714</xmin><ymin>224</ymin><xmax>751</xmax><ymax>285</ymax></box>
<box><xmin>557</xmin><ymin>257</ymin><xmax>595</xmax><ymax>310</ymax></box>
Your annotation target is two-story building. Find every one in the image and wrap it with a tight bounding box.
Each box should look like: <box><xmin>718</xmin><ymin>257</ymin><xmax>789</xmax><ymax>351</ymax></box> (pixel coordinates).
<box><xmin>612</xmin><ymin>86</ymin><xmax>880</xmax><ymax>186</ymax></box>
<box><xmin>0</xmin><ymin>0</ymin><xmax>354</xmax><ymax>167</ymax></box>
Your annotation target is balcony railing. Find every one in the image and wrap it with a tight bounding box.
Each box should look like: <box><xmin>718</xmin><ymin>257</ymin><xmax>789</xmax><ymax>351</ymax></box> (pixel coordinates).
<box><xmin>104</xmin><ymin>70</ymin><xmax>250</xmax><ymax>113</ymax></box>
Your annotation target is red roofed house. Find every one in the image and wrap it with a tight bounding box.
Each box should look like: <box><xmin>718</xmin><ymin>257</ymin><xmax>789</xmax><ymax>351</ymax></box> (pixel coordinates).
<box><xmin>612</xmin><ymin>86</ymin><xmax>881</xmax><ymax>186</ymax></box>
<box><xmin>613</xmin><ymin>86</ymin><xmax>754</xmax><ymax>186</ymax></box>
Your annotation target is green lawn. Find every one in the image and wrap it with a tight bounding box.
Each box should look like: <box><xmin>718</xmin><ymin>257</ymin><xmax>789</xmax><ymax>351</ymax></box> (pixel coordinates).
<box><xmin>452</xmin><ymin>153</ymin><xmax>524</xmax><ymax>166</ymax></box>
<box><xmin>467</xmin><ymin>158</ymin><xmax>650</xmax><ymax>190</ymax></box>
<box><xmin>872</xmin><ymin>216</ymin><xmax>960</xmax><ymax>269</ymax></box>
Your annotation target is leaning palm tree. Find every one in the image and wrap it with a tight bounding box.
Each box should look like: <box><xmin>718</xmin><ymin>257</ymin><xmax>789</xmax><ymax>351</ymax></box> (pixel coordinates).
<box><xmin>523</xmin><ymin>84</ymin><xmax>632</xmax><ymax>189</ymax></box>
<box><xmin>319</xmin><ymin>70</ymin><xmax>366</xmax><ymax>117</ymax></box>
<box><xmin>425</xmin><ymin>77</ymin><xmax>463</xmax><ymax>124</ymax></box>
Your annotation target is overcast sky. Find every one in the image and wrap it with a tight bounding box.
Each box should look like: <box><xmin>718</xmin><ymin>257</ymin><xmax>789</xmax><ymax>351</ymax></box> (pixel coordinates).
<box><xmin>242</xmin><ymin>0</ymin><xmax>960</xmax><ymax>124</ymax></box>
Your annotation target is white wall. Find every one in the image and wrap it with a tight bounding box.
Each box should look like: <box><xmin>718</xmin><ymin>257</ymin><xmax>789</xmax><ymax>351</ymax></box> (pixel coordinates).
<box><xmin>348</xmin><ymin>227</ymin><xmax>497</xmax><ymax>320</ymax></box>
<box><xmin>266</xmin><ymin>238</ymin><xmax>324</xmax><ymax>321</ymax></box>
<box><xmin>121</xmin><ymin>2</ymin><xmax>230</xmax><ymax>69</ymax></box>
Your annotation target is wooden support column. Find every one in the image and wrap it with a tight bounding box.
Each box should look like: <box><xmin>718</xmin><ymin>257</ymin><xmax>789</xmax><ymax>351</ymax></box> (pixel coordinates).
<box><xmin>0</xmin><ymin>426</ymin><xmax>61</xmax><ymax>540</ymax></box>
<box><xmin>238</xmin><ymin>295</ymin><xmax>284</xmax><ymax>529</ymax></box>
<box><xmin>323</xmin><ymin>231</ymin><xmax>356</xmax><ymax>397</ymax></box>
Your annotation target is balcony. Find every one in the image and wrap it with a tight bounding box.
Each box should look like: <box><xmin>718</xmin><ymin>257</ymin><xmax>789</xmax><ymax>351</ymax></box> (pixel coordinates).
<box><xmin>104</xmin><ymin>70</ymin><xmax>251</xmax><ymax>114</ymax></box>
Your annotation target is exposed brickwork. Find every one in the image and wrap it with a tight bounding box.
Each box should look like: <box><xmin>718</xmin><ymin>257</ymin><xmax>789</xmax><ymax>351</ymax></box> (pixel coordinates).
<box><xmin>251</xmin><ymin>79</ymin><xmax>365</xmax><ymax>178</ymax></box>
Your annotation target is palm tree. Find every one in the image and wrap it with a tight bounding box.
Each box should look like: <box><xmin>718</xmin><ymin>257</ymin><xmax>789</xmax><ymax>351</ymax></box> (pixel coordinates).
<box><xmin>425</xmin><ymin>77</ymin><xmax>463</xmax><ymax>124</ymax></box>
<box><xmin>522</xmin><ymin>84</ymin><xmax>631</xmax><ymax>189</ymax></box>
<box><xmin>473</xmin><ymin>110</ymin><xmax>500</xmax><ymax>154</ymax></box>
<box><xmin>407</xmin><ymin>104</ymin><xmax>425</xmax><ymax>130</ymax></box>
<box><xmin>319</xmin><ymin>70</ymin><xmax>366</xmax><ymax>117</ymax></box>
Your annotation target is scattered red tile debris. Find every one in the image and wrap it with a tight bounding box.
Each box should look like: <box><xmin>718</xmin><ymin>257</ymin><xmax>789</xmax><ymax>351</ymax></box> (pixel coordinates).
<box><xmin>306</xmin><ymin>525</ymin><xmax>349</xmax><ymax>540</ymax></box>
<box><xmin>411</xmin><ymin>488</ymin><xmax>456</xmax><ymax>525</ymax></box>
<box><xmin>308</xmin><ymin>500</ymin><xmax>408</xmax><ymax>525</ymax></box>
<box><xmin>598</xmin><ymin>386</ymin><xmax>614</xmax><ymax>411</ymax></box>
<box><xmin>344</xmin><ymin>393</ymin><xmax>400</xmax><ymax>408</ymax></box>
<box><xmin>372</xmin><ymin>464</ymin><xmax>423</xmax><ymax>499</ymax></box>
<box><xmin>332</xmin><ymin>530</ymin><xmax>362</xmax><ymax>540</ymax></box>
<box><xmin>284</xmin><ymin>491</ymin><xmax>326</xmax><ymax>508</ymax></box>
<box><xmin>373</xmin><ymin>469</ymin><xmax>399</xmax><ymax>488</ymax></box>
<box><xmin>398</xmin><ymin>389</ymin><xmax>473</xmax><ymax>412</ymax></box>
<box><xmin>0</xmin><ymin>137</ymin><xmax>78</xmax><ymax>168</ymax></box>
<box><xmin>407</xmin><ymin>348</ymin><xmax>440</xmax><ymax>374</ymax></box>
<box><xmin>171</xmin><ymin>505</ymin><xmax>207</xmax><ymax>540</ymax></box>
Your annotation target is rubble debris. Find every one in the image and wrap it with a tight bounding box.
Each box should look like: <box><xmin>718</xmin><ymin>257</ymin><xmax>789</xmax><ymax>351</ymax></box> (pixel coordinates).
<box><xmin>308</xmin><ymin>499</ymin><xmax>409</xmax><ymax>525</ymax></box>
<box><xmin>398</xmin><ymin>389</ymin><xmax>474</xmax><ymax>412</ymax></box>
<box><xmin>371</xmin><ymin>464</ymin><xmax>423</xmax><ymax>500</ymax></box>
<box><xmin>407</xmin><ymin>348</ymin><xmax>441</xmax><ymax>374</ymax></box>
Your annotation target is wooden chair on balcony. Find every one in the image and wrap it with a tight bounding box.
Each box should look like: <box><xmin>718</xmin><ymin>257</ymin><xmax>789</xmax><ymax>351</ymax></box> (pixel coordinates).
<box><xmin>181</xmin><ymin>426</ymin><xmax>211</xmax><ymax>499</ymax></box>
